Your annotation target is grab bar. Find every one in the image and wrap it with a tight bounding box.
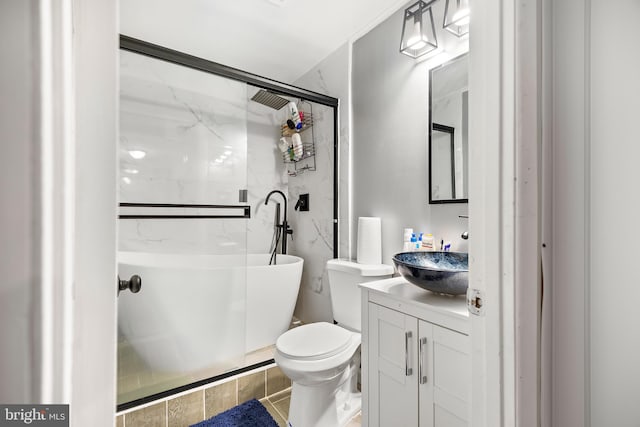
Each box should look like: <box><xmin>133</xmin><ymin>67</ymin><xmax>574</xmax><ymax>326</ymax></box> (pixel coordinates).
<box><xmin>118</xmin><ymin>203</ymin><xmax>250</xmax><ymax>219</ymax></box>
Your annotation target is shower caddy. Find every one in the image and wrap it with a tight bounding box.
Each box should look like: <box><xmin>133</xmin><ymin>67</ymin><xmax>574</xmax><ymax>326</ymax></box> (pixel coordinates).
<box><xmin>281</xmin><ymin>99</ymin><xmax>316</xmax><ymax>176</ymax></box>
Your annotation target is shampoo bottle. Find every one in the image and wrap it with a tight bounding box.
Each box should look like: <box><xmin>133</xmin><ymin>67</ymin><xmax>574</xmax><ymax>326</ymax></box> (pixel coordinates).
<box><xmin>291</xmin><ymin>132</ymin><xmax>303</xmax><ymax>161</ymax></box>
<box><xmin>287</xmin><ymin>102</ymin><xmax>303</xmax><ymax>130</ymax></box>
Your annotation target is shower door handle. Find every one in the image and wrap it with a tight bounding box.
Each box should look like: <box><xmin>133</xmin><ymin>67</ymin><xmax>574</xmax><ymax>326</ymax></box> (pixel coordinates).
<box><xmin>118</xmin><ymin>274</ymin><xmax>142</xmax><ymax>295</ymax></box>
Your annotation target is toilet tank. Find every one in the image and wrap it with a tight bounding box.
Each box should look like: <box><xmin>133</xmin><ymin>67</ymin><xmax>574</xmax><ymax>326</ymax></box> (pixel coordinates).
<box><xmin>327</xmin><ymin>259</ymin><xmax>394</xmax><ymax>331</ymax></box>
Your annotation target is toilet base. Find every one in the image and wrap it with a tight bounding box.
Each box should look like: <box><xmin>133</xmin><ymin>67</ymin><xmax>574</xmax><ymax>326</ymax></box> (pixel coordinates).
<box><xmin>286</xmin><ymin>359</ymin><xmax>361</xmax><ymax>427</ymax></box>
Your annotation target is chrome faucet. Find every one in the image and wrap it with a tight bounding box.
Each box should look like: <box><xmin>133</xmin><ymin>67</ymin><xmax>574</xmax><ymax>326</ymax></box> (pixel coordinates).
<box><xmin>265</xmin><ymin>190</ymin><xmax>293</xmax><ymax>254</ymax></box>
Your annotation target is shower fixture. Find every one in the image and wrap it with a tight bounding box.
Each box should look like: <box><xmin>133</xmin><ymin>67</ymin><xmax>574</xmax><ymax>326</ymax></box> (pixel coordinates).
<box><xmin>251</xmin><ymin>89</ymin><xmax>290</xmax><ymax>110</ymax></box>
<box><xmin>265</xmin><ymin>190</ymin><xmax>293</xmax><ymax>257</ymax></box>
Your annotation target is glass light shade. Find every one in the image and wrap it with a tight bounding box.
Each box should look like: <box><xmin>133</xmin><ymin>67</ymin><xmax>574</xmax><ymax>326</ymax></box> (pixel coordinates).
<box><xmin>444</xmin><ymin>0</ymin><xmax>470</xmax><ymax>37</ymax></box>
<box><xmin>400</xmin><ymin>0</ymin><xmax>438</xmax><ymax>58</ymax></box>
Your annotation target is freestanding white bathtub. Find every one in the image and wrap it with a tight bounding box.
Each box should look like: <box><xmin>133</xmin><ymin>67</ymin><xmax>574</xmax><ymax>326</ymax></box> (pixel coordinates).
<box><xmin>117</xmin><ymin>252</ymin><xmax>303</xmax><ymax>373</ymax></box>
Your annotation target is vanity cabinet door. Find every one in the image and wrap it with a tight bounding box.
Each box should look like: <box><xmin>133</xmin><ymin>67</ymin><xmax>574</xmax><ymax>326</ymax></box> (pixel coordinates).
<box><xmin>417</xmin><ymin>321</ymin><xmax>434</xmax><ymax>427</ymax></box>
<box><xmin>420</xmin><ymin>322</ymin><xmax>470</xmax><ymax>427</ymax></box>
<box><xmin>368</xmin><ymin>303</ymin><xmax>419</xmax><ymax>427</ymax></box>
<box><xmin>366</xmin><ymin>302</ymin><xmax>470</xmax><ymax>427</ymax></box>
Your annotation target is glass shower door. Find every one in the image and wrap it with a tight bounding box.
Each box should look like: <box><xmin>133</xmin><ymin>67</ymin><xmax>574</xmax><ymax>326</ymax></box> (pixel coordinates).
<box><xmin>117</xmin><ymin>49</ymin><xmax>248</xmax><ymax>405</ymax></box>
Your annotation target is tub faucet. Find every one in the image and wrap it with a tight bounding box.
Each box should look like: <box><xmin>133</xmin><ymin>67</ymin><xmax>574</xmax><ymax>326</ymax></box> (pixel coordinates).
<box><xmin>265</xmin><ymin>190</ymin><xmax>293</xmax><ymax>254</ymax></box>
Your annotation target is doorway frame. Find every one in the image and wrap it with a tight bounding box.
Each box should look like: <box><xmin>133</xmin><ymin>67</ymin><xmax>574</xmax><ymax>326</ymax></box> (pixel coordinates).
<box><xmin>469</xmin><ymin>0</ymin><xmax>542</xmax><ymax>425</ymax></box>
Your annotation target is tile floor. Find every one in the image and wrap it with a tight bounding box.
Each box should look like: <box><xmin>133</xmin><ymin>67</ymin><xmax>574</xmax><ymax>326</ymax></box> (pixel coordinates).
<box><xmin>260</xmin><ymin>388</ymin><xmax>362</xmax><ymax>427</ymax></box>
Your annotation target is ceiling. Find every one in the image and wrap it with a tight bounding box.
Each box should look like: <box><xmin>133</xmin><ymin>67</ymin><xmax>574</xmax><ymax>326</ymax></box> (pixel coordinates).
<box><xmin>120</xmin><ymin>0</ymin><xmax>410</xmax><ymax>84</ymax></box>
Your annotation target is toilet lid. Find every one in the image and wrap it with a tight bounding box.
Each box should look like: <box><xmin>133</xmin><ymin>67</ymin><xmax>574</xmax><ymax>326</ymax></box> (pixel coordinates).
<box><xmin>276</xmin><ymin>322</ymin><xmax>354</xmax><ymax>360</ymax></box>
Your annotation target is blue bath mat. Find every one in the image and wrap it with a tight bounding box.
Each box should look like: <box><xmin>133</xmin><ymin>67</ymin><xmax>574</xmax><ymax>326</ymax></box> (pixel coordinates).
<box><xmin>190</xmin><ymin>399</ymin><xmax>279</xmax><ymax>427</ymax></box>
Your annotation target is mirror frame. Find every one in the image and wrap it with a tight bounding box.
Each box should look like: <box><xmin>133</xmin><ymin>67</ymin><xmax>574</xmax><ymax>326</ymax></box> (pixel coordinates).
<box><xmin>428</xmin><ymin>53</ymin><xmax>469</xmax><ymax>204</ymax></box>
<box><xmin>429</xmin><ymin>123</ymin><xmax>456</xmax><ymax>203</ymax></box>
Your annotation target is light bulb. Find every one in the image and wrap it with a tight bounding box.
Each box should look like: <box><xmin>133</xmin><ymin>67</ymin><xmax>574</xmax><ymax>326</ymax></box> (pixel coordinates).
<box><xmin>452</xmin><ymin>8</ymin><xmax>470</xmax><ymax>26</ymax></box>
<box><xmin>407</xmin><ymin>20</ymin><xmax>427</xmax><ymax>50</ymax></box>
<box><xmin>128</xmin><ymin>150</ymin><xmax>146</xmax><ymax>160</ymax></box>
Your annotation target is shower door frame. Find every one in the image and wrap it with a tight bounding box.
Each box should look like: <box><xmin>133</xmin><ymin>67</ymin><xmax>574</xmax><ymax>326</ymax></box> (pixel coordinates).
<box><xmin>117</xmin><ymin>35</ymin><xmax>340</xmax><ymax>412</ymax></box>
<box><xmin>119</xmin><ymin>35</ymin><xmax>339</xmax><ymax>258</ymax></box>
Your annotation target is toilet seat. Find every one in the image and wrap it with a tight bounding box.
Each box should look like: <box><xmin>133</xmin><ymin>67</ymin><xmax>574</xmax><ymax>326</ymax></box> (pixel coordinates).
<box><xmin>275</xmin><ymin>323</ymin><xmax>361</xmax><ymax>376</ymax></box>
<box><xmin>276</xmin><ymin>322</ymin><xmax>354</xmax><ymax>360</ymax></box>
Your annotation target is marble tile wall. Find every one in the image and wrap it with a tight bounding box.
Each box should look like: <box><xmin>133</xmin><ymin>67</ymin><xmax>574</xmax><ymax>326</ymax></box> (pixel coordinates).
<box><xmin>287</xmin><ymin>101</ymin><xmax>336</xmax><ymax>324</ymax></box>
<box><xmin>246</xmin><ymin>86</ymin><xmax>289</xmax><ymax>254</ymax></box>
<box><xmin>119</xmin><ymin>49</ymin><xmax>249</xmax><ymax>256</ymax></box>
<box><xmin>291</xmin><ymin>43</ymin><xmax>351</xmax><ymax>324</ymax></box>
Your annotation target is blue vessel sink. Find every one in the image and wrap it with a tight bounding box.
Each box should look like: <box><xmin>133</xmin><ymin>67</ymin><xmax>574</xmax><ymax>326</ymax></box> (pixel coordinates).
<box><xmin>392</xmin><ymin>252</ymin><xmax>469</xmax><ymax>295</ymax></box>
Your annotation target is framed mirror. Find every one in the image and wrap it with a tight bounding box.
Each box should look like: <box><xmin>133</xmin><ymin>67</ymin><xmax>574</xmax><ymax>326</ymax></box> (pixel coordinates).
<box><xmin>429</xmin><ymin>53</ymin><xmax>469</xmax><ymax>204</ymax></box>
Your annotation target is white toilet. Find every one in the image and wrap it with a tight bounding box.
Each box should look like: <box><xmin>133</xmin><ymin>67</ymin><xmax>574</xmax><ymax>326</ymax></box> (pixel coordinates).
<box><xmin>275</xmin><ymin>259</ymin><xmax>393</xmax><ymax>427</ymax></box>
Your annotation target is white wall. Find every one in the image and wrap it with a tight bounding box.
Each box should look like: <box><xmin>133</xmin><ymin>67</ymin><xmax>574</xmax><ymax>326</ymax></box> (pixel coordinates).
<box><xmin>351</xmin><ymin>5</ymin><xmax>469</xmax><ymax>266</ymax></box>
<box><xmin>547</xmin><ymin>0</ymin><xmax>588</xmax><ymax>425</ymax></box>
<box><xmin>0</xmin><ymin>0</ymin><xmax>39</xmax><ymax>403</ymax></box>
<box><xmin>589</xmin><ymin>0</ymin><xmax>640</xmax><ymax>424</ymax></box>
<box><xmin>549</xmin><ymin>0</ymin><xmax>640</xmax><ymax>425</ymax></box>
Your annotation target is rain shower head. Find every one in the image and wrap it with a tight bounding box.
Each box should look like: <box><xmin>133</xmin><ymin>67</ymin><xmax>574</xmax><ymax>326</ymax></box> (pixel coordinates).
<box><xmin>250</xmin><ymin>89</ymin><xmax>290</xmax><ymax>110</ymax></box>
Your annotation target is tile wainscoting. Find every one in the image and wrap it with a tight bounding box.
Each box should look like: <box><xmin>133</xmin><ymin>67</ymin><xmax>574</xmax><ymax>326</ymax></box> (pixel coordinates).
<box><xmin>116</xmin><ymin>363</ymin><xmax>290</xmax><ymax>427</ymax></box>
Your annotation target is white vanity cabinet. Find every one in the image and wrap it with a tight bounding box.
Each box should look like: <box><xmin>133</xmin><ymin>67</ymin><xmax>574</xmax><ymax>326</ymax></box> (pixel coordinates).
<box><xmin>360</xmin><ymin>277</ymin><xmax>470</xmax><ymax>427</ymax></box>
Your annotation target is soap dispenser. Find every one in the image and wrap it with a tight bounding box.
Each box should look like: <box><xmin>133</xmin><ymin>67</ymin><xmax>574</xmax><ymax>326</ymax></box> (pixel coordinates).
<box><xmin>409</xmin><ymin>233</ymin><xmax>417</xmax><ymax>251</ymax></box>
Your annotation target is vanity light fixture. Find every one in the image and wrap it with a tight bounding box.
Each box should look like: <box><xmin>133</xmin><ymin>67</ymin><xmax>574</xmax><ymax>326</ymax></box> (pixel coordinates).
<box><xmin>443</xmin><ymin>0</ymin><xmax>470</xmax><ymax>37</ymax></box>
<box><xmin>400</xmin><ymin>0</ymin><xmax>438</xmax><ymax>58</ymax></box>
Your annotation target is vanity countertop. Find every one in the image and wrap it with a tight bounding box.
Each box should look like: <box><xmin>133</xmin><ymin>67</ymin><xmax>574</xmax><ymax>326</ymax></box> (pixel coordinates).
<box><xmin>359</xmin><ymin>277</ymin><xmax>470</xmax><ymax>334</ymax></box>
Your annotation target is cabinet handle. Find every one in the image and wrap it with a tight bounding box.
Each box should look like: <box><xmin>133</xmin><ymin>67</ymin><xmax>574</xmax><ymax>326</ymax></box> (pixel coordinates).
<box><xmin>405</xmin><ymin>331</ymin><xmax>413</xmax><ymax>376</ymax></box>
<box><xmin>419</xmin><ymin>337</ymin><xmax>428</xmax><ymax>384</ymax></box>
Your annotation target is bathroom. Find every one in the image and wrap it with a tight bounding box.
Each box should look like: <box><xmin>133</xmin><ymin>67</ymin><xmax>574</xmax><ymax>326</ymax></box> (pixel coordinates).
<box><xmin>115</xmin><ymin>0</ymin><xmax>473</xmax><ymax>422</ymax></box>
<box><xmin>2</xmin><ymin>0</ymin><xmax>640</xmax><ymax>426</ymax></box>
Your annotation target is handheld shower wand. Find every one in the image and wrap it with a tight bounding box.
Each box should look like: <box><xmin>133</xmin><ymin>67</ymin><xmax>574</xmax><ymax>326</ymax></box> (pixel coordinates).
<box><xmin>265</xmin><ymin>190</ymin><xmax>293</xmax><ymax>255</ymax></box>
